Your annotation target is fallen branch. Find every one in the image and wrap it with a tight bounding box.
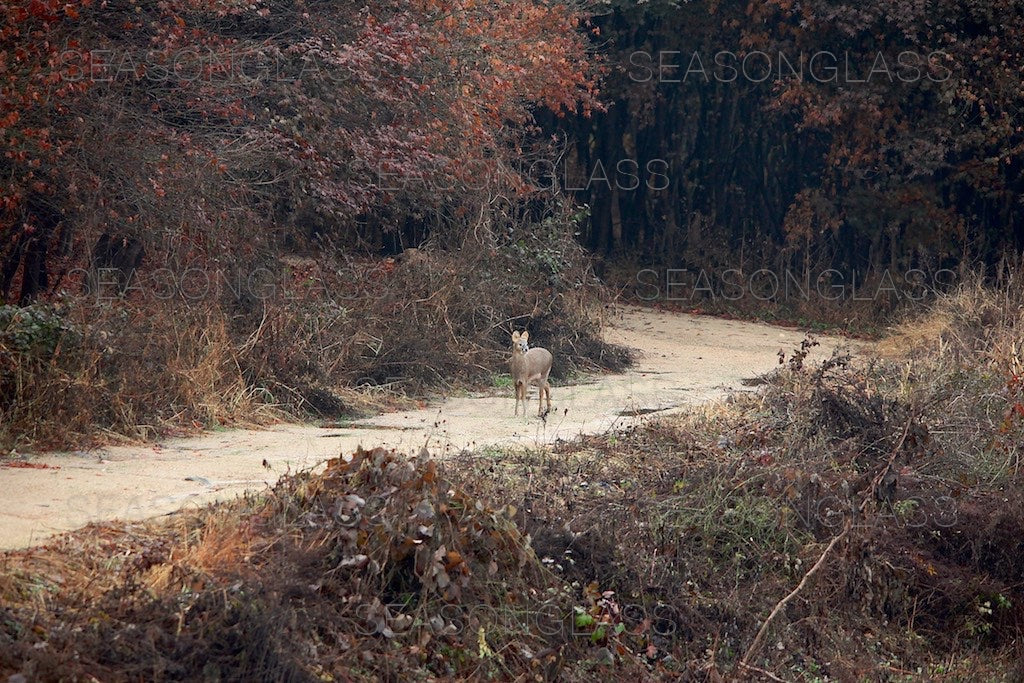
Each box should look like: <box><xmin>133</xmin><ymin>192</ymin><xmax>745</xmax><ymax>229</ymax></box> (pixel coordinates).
<box><xmin>738</xmin><ymin>415</ymin><xmax>917</xmax><ymax>675</ymax></box>
<box><xmin>738</xmin><ymin>519</ymin><xmax>851</xmax><ymax>672</ymax></box>
<box><xmin>738</xmin><ymin>661</ymin><xmax>788</xmax><ymax>682</ymax></box>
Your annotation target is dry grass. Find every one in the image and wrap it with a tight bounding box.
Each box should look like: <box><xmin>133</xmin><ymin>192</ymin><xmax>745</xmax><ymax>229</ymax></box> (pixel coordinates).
<box><xmin>0</xmin><ymin>301</ymin><xmax>281</xmax><ymax>449</ymax></box>
<box><xmin>2</xmin><ymin>281</ymin><xmax>1024</xmax><ymax>680</ymax></box>
<box><xmin>436</xmin><ymin>285</ymin><xmax>1024</xmax><ymax>679</ymax></box>
<box><xmin>878</xmin><ymin>276</ymin><xmax>1024</xmax><ymax>367</ymax></box>
<box><xmin>0</xmin><ymin>217</ymin><xmax>631</xmax><ymax>451</ymax></box>
<box><xmin>438</xmin><ymin>349</ymin><xmax>1024</xmax><ymax>679</ymax></box>
<box><xmin>0</xmin><ymin>447</ymin><xmax>657</xmax><ymax>681</ymax></box>
<box><xmin>870</xmin><ymin>275</ymin><xmax>1024</xmax><ymax>481</ymax></box>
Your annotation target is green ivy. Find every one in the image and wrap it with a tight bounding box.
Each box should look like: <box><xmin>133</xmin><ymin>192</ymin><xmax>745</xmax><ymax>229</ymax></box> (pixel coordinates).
<box><xmin>0</xmin><ymin>304</ymin><xmax>81</xmax><ymax>360</ymax></box>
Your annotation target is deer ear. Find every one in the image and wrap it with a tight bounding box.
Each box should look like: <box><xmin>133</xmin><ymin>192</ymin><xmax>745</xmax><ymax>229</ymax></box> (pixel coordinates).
<box><xmin>512</xmin><ymin>331</ymin><xmax>520</xmax><ymax>342</ymax></box>
<box><xmin>521</xmin><ymin>330</ymin><xmax>529</xmax><ymax>343</ymax></box>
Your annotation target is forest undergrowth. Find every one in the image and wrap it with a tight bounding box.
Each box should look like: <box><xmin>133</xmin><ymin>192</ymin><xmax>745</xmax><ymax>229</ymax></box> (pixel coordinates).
<box><xmin>2</xmin><ymin>281</ymin><xmax>1021</xmax><ymax>681</ymax></box>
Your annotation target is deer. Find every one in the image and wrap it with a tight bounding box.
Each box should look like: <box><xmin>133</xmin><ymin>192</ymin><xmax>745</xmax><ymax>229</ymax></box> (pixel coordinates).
<box><xmin>508</xmin><ymin>330</ymin><xmax>553</xmax><ymax>417</ymax></box>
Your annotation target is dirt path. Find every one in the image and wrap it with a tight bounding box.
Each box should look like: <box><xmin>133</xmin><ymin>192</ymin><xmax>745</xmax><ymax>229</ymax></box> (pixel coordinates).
<box><xmin>1</xmin><ymin>305</ymin><xmax>857</xmax><ymax>550</ymax></box>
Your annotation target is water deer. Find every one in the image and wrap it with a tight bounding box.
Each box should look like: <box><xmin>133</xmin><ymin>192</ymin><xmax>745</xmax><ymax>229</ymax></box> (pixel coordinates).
<box><xmin>509</xmin><ymin>330</ymin><xmax>553</xmax><ymax>417</ymax></box>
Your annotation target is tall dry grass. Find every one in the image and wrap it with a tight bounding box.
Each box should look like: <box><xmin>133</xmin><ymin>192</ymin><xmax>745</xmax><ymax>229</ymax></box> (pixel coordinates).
<box><xmin>0</xmin><ymin>216</ymin><xmax>630</xmax><ymax>451</ymax></box>
<box><xmin>0</xmin><ymin>300</ymin><xmax>274</xmax><ymax>449</ymax></box>
<box><xmin>879</xmin><ymin>273</ymin><xmax>1024</xmax><ymax>366</ymax></box>
<box><xmin>882</xmin><ymin>275</ymin><xmax>1024</xmax><ymax>481</ymax></box>
<box><xmin>773</xmin><ymin>269</ymin><xmax>1024</xmax><ymax>484</ymax></box>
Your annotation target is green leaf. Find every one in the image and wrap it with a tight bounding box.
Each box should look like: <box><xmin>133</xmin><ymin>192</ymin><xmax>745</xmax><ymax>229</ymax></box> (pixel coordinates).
<box><xmin>574</xmin><ymin>609</ymin><xmax>595</xmax><ymax>629</ymax></box>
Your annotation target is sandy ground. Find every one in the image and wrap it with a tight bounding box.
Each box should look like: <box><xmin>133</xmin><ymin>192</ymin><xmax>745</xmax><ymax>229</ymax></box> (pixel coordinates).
<box><xmin>0</xmin><ymin>305</ymin><xmax>858</xmax><ymax>550</ymax></box>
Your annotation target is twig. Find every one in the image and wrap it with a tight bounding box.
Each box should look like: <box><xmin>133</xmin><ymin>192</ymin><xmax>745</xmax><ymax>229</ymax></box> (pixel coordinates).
<box><xmin>738</xmin><ymin>662</ymin><xmax>789</xmax><ymax>682</ymax></box>
<box><xmin>740</xmin><ymin>413</ymin><xmax>918</xmax><ymax>674</ymax></box>
<box><xmin>738</xmin><ymin>520</ymin><xmax>850</xmax><ymax>671</ymax></box>
<box><xmin>856</xmin><ymin>415</ymin><xmax>915</xmax><ymax>515</ymax></box>
<box><xmin>237</xmin><ymin>302</ymin><xmax>268</xmax><ymax>353</ymax></box>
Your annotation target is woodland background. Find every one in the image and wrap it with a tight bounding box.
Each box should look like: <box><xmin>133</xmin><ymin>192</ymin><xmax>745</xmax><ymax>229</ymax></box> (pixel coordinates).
<box><xmin>3</xmin><ymin>0</ymin><xmax>1024</xmax><ymax>442</ymax></box>
<box><xmin>3</xmin><ymin>3</ymin><xmax>1024</xmax><ymax>679</ymax></box>
<box><xmin>5</xmin><ymin>0</ymin><xmax>1024</xmax><ymax>304</ymax></box>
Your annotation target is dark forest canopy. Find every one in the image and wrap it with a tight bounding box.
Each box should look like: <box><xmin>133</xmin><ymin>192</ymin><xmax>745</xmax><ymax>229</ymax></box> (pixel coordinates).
<box><xmin>549</xmin><ymin>0</ymin><xmax>1024</xmax><ymax>280</ymax></box>
<box><xmin>0</xmin><ymin>0</ymin><xmax>598</xmax><ymax>303</ymax></box>
<box><xmin>3</xmin><ymin>0</ymin><xmax>1024</xmax><ymax>304</ymax></box>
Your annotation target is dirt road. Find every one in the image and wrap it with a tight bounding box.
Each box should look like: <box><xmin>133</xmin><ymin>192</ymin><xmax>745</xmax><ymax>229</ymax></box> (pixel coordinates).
<box><xmin>0</xmin><ymin>305</ymin><xmax>855</xmax><ymax>550</ymax></box>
